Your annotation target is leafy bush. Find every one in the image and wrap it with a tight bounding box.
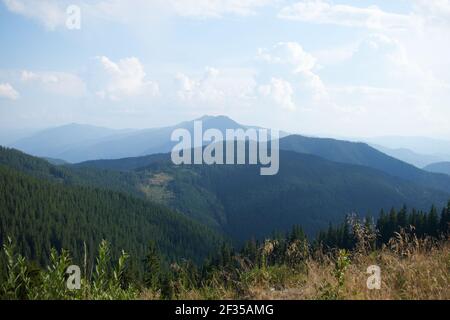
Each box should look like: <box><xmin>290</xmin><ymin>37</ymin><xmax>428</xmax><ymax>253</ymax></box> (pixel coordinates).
<box><xmin>0</xmin><ymin>239</ymin><xmax>138</xmax><ymax>300</ymax></box>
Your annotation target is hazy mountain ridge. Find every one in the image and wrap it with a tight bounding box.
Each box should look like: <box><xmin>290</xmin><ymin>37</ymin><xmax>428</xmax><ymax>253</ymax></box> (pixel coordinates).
<box><xmin>2</xmin><ymin>145</ymin><xmax>449</xmax><ymax>242</ymax></box>
<box><xmin>369</xmin><ymin>145</ymin><xmax>449</xmax><ymax>168</ymax></box>
<box><xmin>279</xmin><ymin>135</ymin><xmax>450</xmax><ymax>194</ymax></box>
<box><xmin>424</xmin><ymin>162</ymin><xmax>450</xmax><ymax>176</ymax></box>
<box><xmin>6</xmin><ymin>115</ymin><xmax>450</xmax><ymax>241</ymax></box>
<box><xmin>10</xmin><ymin>116</ymin><xmax>247</xmax><ymax>163</ymax></box>
<box><xmin>363</xmin><ymin>136</ymin><xmax>450</xmax><ymax>158</ymax></box>
<box><xmin>0</xmin><ymin>156</ymin><xmax>224</xmax><ymax>269</ymax></box>
<box><xmin>10</xmin><ymin>123</ymin><xmax>136</xmax><ymax>162</ymax></box>
<box><xmin>74</xmin><ymin>148</ymin><xmax>450</xmax><ymax>241</ymax></box>
<box><xmin>9</xmin><ymin>116</ymin><xmax>289</xmax><ymax>163</ymax></box>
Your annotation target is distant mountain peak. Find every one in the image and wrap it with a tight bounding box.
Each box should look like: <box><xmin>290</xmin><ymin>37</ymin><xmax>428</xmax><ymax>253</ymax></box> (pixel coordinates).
<box><xmin>196</xmin><ymin>114</ymin><xmax>236</xmax><ymax>122</ymax></box>
<box><xmin>196</xmin><ymin>115</ymin><xmax>215</xmax><ymax>121</ymax></box>
<box><xmin>191</xmin><ymin>115</ymin><xmax>243</xmax><ymax>129</ymax></box>
<box><xmin>32</xmin><ymin>123</ymin><xmax>112</xmax><ymax>134</ymax></box>
<box><xmin>424</xmin><ymin>162</ymin><xmax>450</xmax><ymax>176</ymax></box>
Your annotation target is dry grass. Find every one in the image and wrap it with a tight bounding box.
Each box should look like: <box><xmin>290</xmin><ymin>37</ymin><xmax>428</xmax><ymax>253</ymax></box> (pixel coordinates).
<box><xmin>139</xmin><ymin>173</ymin><xmax>174</xmax><ymax>203</ymax></box>
<box><xmin>138</xmin><ymin>233</ymin><xmax>449</xmax><ymax>300</ymax></box>
<box><xmin>247</xmin><ymin>240</ymin><xmax>450</xmax><ymax>300</ymax></box>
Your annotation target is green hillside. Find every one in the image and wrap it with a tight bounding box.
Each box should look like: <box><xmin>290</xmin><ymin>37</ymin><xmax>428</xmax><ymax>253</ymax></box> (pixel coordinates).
<box><xmin>76</xmin><ymin>149</ymin><xmax>449</xmax><ymax>242</ymax></box>
<box><xmin>0</xmin><ymin>146</ymin><xmax>143</xmax><ymax>197</ymax></box>
<box><xmin>2</xmin><ymin>146</ymin><xmax>449</xmax><ymax>246</ymax></box>
<box><xmin>0</xmin><ymin>165</ymin><xmax>223</xmax><ymax>272</ymax></box>
<box><xmin>424</xmin><ymin>162</ymin><xmax>450</xmax><ymax>176</ymax></box>
<box><xmin>280</xmin><ymin>135</ymin><xmax>450</xmax><ymax>193</ymax></box>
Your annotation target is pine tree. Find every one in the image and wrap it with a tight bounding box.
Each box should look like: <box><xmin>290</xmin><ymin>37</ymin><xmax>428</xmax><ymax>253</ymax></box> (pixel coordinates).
<box><xmin>219</xmin><ymin>243</ymin><xmax>234</xmax><ymax>267</ymax></box>
<box><xmin>159</xmin><ymin>272</ymin><xmax>174</xmax><ymax>300</ymax></box>
<box><xmin>427</xmin><ymin>206</ymin><xmax>439</xmax><ymax>237</ymax></box>
<box><xmin>377</xmin><ymin>209</ymin><xmax>389</xmax><ymax>244</ymax></box>
<box><xmin>439</xmin><ymin>201</ymin><xmax>450</xmax><ymax>236</ymax></box>
<box><xmin>397</xmin><ymin>205</ymin><xmax>408</xmax><ymax>228</ymax></box>
<box><xmin>388</xmin><ymin>207</ymin><xmax>398</xmax><ymax>234</ymax></box>
<box><xmin>143</xmin><ymin>241</ymin><xmax>162</xmax><ymax>291</ymax></box>
<box><xmin>342</xmin><ymin>220</ymin><xmax>353</xmax><ymax>250</ymax></box>
<box><xmin>241</xmin><ymin>238</ymin><xmax>259</xmax><ymax>265</ymax></box>
<box><xmin>289</xmin><ymin>225</ymin><xmax>306</xmax><ymax>243</ymax></box>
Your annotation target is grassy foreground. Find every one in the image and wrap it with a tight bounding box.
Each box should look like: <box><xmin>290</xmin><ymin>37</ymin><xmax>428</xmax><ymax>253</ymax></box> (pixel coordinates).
<box><xmin>2</xmin><ymin>231</ymin><xmax>448</xmax><ymax>300</ymax></box>
<box><xmin>238</xmin><ymin>241</ymin><xmax>450</xmax><ymax>300</ymax></box>
<box><xmin>142</xmin><ymin>235</ymin><xmax>449</xmax><ymax>300</ymax></box>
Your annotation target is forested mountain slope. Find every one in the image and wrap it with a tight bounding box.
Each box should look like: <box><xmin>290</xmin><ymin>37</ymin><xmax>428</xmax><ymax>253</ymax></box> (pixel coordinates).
<box><xmin>2</xmin><ymin>146</ymin><xmax>449</xmax><ymax>245</ymax></box>
<box><xmin>0</xmin><ymin>146</ymin><xmax>143</xmax><ymax>197</ymax></box>
<box><xmin>279</xmin><ymin>135</ymin><xmax>450</xmax><ymax>193</ymax></box>
<box><xmin>77</xmin><ymin>150</ymin><xmax>450</xmax><ymax>241</ymax></box>
<box><xmin>0</xmin><ymin>165</ymin><xmax>223</xmax><ymax>270</ymax></box>
<box><xmin>424</xmin><ymin>162</ymin><xmax>450</xmax><ymax>176</ymax></box>
<box><xmin>10</xmin><ymin>123</ymin><xmax>131</xmax><ymax>162</ymax></box>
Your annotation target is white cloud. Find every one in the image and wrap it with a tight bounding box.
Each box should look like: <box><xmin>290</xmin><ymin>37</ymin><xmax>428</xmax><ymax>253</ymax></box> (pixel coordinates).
<box><xmin>175</xmin><ymin>68</ymin><xmax>223</xmax><ymax>103</ymax></box>
<box><xmin>278</xmin><ymin>0</ymin><xmax>420</xmax><ymax>31</ymax></box>
<box><xmin>316</xmin><ymin>33</ymin><xmax>402</xmax><ymax>66</ymax></box>
<box><xmin>3</xmin><ymin>0</ymin><xmax>450</xmax><ymax>137</ymax></box>
<box><xmin>258</xmin><ymin>42</ymin><xmax>328</xmax><ymax>100</ymax></box>
<box><xmin>87</xmin><ymin>0</ymin><xmax>277</xmax><ymax>22</ymax></box>
<box><xmin>301</xmin><ymin>70</ymin><xmax>327</xmax><ymax>100</ymax></box>
<box><xmin>21</xmin><ymin>70</ymin><xmax>86</xmax><ymax>97</ymax></box>
<box><xmin>258</xmin><ymin>42</ymin><xmax>316</xmax><ymax>74</ymax></box>
<box><xmin>175</xmin><ymin>67</ymin><xmax>256</xmax><ymax>108</ymax></box>
<box><xmin>357</xmin><ymin>33</ymin><xmax>448</xmax><ymax>92</ymax></box>
<box><xmin>2</xmin><ymin>0</ymin><xmax>277</xmax><ymax>30</ymax></box>
<box><xmin>311</xmin><ymin>29</ymin><xmax>450</xmax><ymax>135</ymax></box>
<box><xmin>169</xmin><ymin>0</ymin><xmax>276</xmax><ymax>18</ymax></box>
<box><xmin>313</xmin><ymin>43</ymin><xmax>359</xmax><ymax>66</ymax></box>
<box><xmin>96</xmin><ymin>56</ymin><xmax>159</xmax><ymax>101</ymax></box>
<box><xmin>2</xmin><ymin>0</ymin><xmax>68</xmax><ymax>30</ymax></box>
<box><xmin>259</xmin><ymin>77</ymin><xmax>296</xmax><ymax>111</ymax></box>
<box><xmin>413</xmin><ymin>0</ymin><xmax>450</xmax><ymax>25</ymax></box>
<box><xmin>0</xmin><ymin>83</ymin><xmax>19</xmax><ymax>100</ymax></box>
<box><xmin>330</xmin><ymin>85</ymin><xmax>403</xmax><ymax>96</ymax></box>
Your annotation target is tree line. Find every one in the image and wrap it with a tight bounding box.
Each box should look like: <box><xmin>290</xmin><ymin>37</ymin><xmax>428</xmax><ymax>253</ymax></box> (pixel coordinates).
<box><xmin>0</xmin><ymin>164</ymin><xmax>223</xmax><ymax>281</ymax></box>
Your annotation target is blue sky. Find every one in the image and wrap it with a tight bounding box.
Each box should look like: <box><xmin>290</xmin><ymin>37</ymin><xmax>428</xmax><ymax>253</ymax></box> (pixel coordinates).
<box><xmin>0</xmin><ymin>0</ymin><xmax>449</xmax><ymax>139</ymax></box>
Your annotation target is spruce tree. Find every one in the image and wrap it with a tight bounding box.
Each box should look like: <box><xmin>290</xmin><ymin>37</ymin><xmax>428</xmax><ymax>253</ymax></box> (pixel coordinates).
<box><xmin>427</xmin><ymin>206</ymin><xmax>439</xmax><ymax>237</ymax></box>
<box><xmin>143</xmin><ymin>241</ymin><xmax>162</xmax><ymax>291</ymax></box>
<box><xmin>440</xmin><ymin>201</ymin><xmax>450</xmax><ymax>236</ymax></box>
<box><xmin>397</xmin><ymin>205</ymin><xmax>408</xmax><ymax>228</ymax></box>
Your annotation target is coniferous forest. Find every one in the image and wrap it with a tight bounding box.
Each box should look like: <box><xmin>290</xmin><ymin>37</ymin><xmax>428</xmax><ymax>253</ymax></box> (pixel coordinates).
<box><xmin>0</xmin><ymin>146</ymin><xmax>449</xmax><ymax>299</ymax></box>
<box><xmin>2</xmin><ymin>0</ymin><xmax>450</xmax><ymax>306</ymax></box>
<box><xmin>0</xmin><ymin>163</ymin><xmax>223</xmax><ymax>275</ymax></box>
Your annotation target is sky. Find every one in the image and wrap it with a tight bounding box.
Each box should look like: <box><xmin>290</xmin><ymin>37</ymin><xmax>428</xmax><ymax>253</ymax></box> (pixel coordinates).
<box><xmin>0</xmin><ymin>0</ymin><xmax>449</xmax><ymax>139</ymax></box>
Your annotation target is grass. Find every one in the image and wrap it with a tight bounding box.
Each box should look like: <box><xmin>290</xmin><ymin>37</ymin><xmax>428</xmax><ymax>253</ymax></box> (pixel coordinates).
<box><xmin>138</xmin><ymin>172</ymin><xmax>174</xmax><ymax>204</ymax></box>
<box><xmin>168</xmin><ymin>236</ymin><xmax>450</xmax><ymax>300</ymax></box>
<box><xmin>242</xmin><ymin>243</ymin><xmax>449</xmax><ymax>300</ymax></box>
<box><xmin>1</xmin><ymin>233</ymin><xmax>449</xmax><ymax>300</ymax></box>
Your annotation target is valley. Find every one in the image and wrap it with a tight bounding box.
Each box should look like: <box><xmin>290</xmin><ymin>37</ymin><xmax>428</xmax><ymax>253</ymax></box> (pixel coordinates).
<box><xmin>3</xmin><ymin>115</ymin><xmax>450</xmax><ymax>243</ymax></box>
<box><xmin>1</xmin><ymin>116</ymin><xmax>449</xmax><ymax>301</ymax></box>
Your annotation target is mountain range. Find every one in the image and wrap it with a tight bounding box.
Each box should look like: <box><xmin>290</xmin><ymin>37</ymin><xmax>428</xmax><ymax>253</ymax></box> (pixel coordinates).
<box><xmin>10</xmin><ymin>116</ymin><xmax>288</xmax><ymax>163</ymax></box>
<box><xmin>424</xmin><ymin>162</ymin><xmax>450</xmax><ymax>176</ymax></box>
<box><xmin>369</xmin><ymin>145</ymin><xmax>450</xmax><ymax>168</ymax></box>
<box><xmin>362</xmin><ymin>135</ymin><xmax>450</xmax><ymax>156</ymax></box>
<box><xmin>2</xmin><ymin>144</ymin><xmax>449</xmax><ymax>246</ymax></box>
<box><xmin>3</xmin><ymin>115</ymin><xmax>450</xmax><ymax>246</ymax></box>
<box><xmin>0</xmin><ymin>147</ymin><xmax>223</xmax><ymax>268</ymax></box>
<box><xmin>10</xmin><ymin>116</ymin><xmax>450</xmax><ymax>168</ymax></box>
